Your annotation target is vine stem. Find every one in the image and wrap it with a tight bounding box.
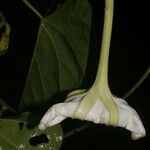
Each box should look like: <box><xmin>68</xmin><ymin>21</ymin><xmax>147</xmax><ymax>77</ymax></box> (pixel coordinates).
<box><xmin>22</xmin><ymin>0</ymin><xmax>43</xmax><ymax>20</ymax></box>
<box><xmin>123</xmin><ymin>66</ymin><xmax>150</xmax><ymax>99</ymax></box>
<box><xmin>63</xmin><ymin>124</ymin><xmax>90</xmax><ymax>139</ymax></box>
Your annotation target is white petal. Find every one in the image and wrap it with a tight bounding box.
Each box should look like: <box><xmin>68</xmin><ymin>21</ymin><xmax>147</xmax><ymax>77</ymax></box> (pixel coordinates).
<box><xmin>38</xmin><ymin>93</ymin><xmax>146</xmax><ymax>140</ymax></box>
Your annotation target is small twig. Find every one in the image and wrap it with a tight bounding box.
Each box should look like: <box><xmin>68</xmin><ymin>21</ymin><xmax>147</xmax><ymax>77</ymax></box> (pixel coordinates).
<box><xmin>64</xmin><ymin>66</ymin><xmax>150</xmax><ymax>139</ymax></box>
<box><xmin>22</xmin><ymin>0</ymin><xmax>43</xmax><ymax>20</ymax></box>
<box><xmin>123</xmin><ymin>66</ymin><xmax>150</xmax><ymax>99</ymax></box>
<box><xmin>63</xmin><ymin>124</ymin><xmax>90</xmax><ymax>139</ymax></box>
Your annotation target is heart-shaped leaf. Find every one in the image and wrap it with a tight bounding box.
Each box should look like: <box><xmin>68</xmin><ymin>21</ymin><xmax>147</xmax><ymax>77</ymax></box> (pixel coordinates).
<box><xmin>19</xmin><ymin>0</ymin><xmax>91</xmax><ymax>110</ymax></box>
<box><xmin>0</xmin><ymin>112</ymin><xmax>63</xmax><ymax>150</ymax></box>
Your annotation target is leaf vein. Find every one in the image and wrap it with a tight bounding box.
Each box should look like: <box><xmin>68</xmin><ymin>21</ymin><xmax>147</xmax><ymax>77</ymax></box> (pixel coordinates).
<box><xmin>60</xmin><ymin>62</ymin><xmax>77</xmax><ymax>82</ymax></box>
<box><xmin>46</xmin><ymin>23</ymin><xmax>84</xmax><ymax>77</ymax></box>
<box><xmin>0</xmin><ymin>136</ymin><xmax>19</xmax><ymax>149</ymax></box>
<box><xmin>42</xmin><ymin>25</ymin><xmax>62</xmax><ymax>91</ymax></box>
<box><xmin>35</xmin><ymin>53</ymin><xmax>46</xmax><ymax>101</ymax></box>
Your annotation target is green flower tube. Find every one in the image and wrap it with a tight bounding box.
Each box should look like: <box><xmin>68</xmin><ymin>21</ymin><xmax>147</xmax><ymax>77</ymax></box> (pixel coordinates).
<box><xmin>73</xmin><ymin>0</ymin><xmax>119</xmax><ymax>126</ymax></box>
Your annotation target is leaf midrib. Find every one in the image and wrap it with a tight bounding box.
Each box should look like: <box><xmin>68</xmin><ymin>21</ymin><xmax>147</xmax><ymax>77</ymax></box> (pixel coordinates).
<box><xmin>42</xmin><ymin>24</ymin><xmax>62</xmax><ymax>91</ymax></box>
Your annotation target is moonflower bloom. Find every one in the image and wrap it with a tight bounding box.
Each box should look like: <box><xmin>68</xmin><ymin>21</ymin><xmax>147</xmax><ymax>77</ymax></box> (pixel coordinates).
<box><xmin>38</xmin><ymin>90</ymin><xmax>146</xmax><ymax>140</ymax></box>
<box><xmin>38</xmin><ymin>0</ymin><xmax>146</xmax><ymax>140</ymax></box>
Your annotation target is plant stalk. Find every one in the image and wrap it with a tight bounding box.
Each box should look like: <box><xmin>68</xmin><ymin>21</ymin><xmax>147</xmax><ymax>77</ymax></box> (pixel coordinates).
<box><xmin>73</xmin><ymin>0</ymin><xmax>119</xmax><ymax>126</ymax></box>
<box><xmin>22</xmin><ymin>0</ymin><xmax>43</xmax><ymax>20</ymax></box>
<box><xmin>93</xmin><ymin>0</ymin><xmax>113</xmax><ymax>89</ymax></box>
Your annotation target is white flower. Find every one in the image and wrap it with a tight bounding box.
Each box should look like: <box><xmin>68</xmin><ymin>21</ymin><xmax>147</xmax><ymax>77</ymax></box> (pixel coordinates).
<box><xmin>38</xmin><ymin>90</ymin><xmax>146</xmax><ymax>140</ymax></box>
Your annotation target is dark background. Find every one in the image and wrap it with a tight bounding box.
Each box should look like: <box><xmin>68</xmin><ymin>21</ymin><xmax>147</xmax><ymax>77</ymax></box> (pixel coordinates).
<box><xmin>0</xmin><ymin>0</ymin><xmax>149</xmax><ymax>149</ymax></box>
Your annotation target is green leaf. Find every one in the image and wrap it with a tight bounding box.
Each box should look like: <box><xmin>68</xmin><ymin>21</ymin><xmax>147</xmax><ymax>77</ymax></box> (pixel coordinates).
<box><xmin>19</xmin><ymin>0</ymin><xmax>91</xmax><ymax>110</ymax></box>
<box><xmin>0</xmin><ymin>112</ymin><xmax>63</xmax><ymax>150</ymax></box>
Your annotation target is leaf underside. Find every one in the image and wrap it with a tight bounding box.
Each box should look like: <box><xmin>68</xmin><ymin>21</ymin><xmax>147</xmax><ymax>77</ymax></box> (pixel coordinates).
<box><xmin>20</xmin><ymin>0</ymin><xmax>91</xmax><ymax>111</ymax></box>
<box><xmin>0</xmin><ymin>112</ymin><xmax>63</xmax><ymax>150</ymax></box>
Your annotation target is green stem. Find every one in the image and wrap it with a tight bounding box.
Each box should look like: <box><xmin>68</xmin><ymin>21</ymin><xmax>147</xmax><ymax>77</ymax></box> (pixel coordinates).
<box><xmin>123</xmin><ymin>66</ymin><xmax>150</xmax><ymax>99</ymax></box>
<box><xmin>64</xmin><ymin>124</ymin><xmax>90</xmax><ymax>139</ymax></box>
<box><xmin>93</xmin><ymin>0</ymin><xmax>114</xmax><ymax>89</ymax></box>
<box><xmin>73</xmin><ymin>0</ymin><xmax>118</xmax><ymax>126</ymax></box>
<box><xmin>22</xmin><ymin>0</ymin><xmax>43</xmax><ymax>20</ymax></box>
<box><xmin>93</xmin><ymin>0</ymin><xmax>119</xmax><ymax>125</ymax></box>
